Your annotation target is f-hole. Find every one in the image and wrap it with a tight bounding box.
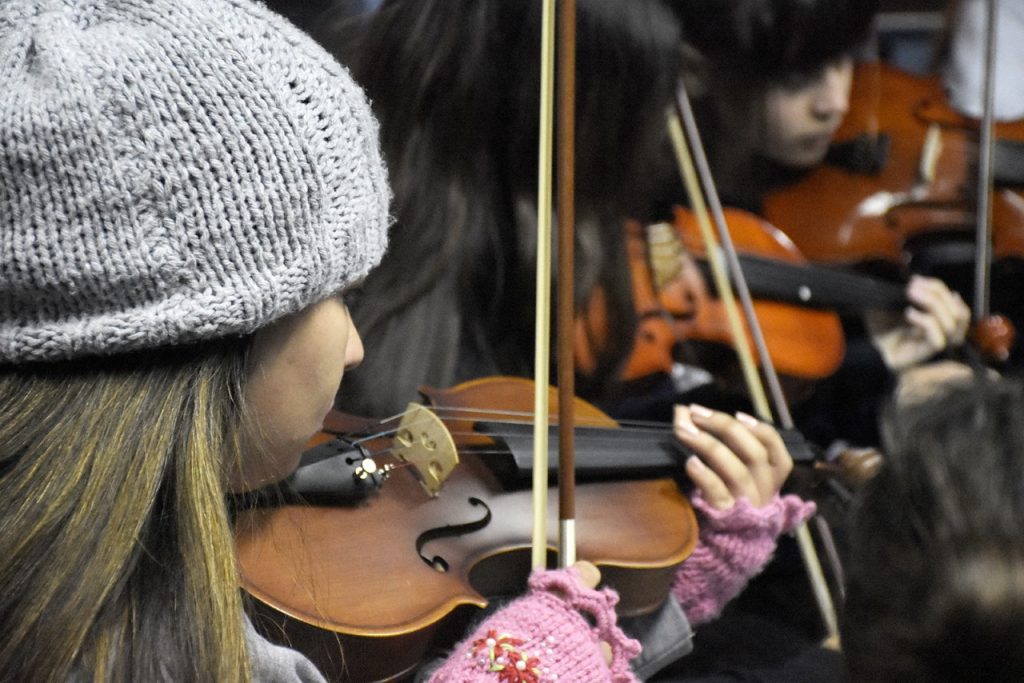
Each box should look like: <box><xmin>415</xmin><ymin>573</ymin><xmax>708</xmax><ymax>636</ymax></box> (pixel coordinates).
<box><xmin>415</xmin><ymin>497</ymin><xmax>492</xmax><ymax>572</ymax></box>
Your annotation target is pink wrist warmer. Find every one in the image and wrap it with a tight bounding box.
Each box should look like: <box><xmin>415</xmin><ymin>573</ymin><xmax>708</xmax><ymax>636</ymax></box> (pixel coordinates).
<box><xmin>671</xmin><ymin>491</ymin><xmax>816</xmax><ymax>625</ymax></box>
<box><xmin>428</xmin><ymin>566</ymin><xmax>642</xmax><ymax>683</ymax></box>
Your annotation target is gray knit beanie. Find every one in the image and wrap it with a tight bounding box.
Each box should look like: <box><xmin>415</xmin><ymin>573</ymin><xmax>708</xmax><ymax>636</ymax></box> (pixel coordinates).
<box><xmin>0</xmin><ymin>0</ymin><xmax>390</xmax><ymax>362</ymax></box>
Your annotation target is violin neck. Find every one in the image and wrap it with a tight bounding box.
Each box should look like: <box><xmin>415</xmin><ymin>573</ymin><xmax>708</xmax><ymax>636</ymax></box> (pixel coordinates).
<box><xmin>697</xmin><ymin>255</ymin><xmax>905</xmax><ymax>313</ymax></box>
<box><xmin>474</xmin><ymin>422</ymin><xmax>678</xmax><ymax>485</ymax></box>
<box><xmin>472</xmin><ymin>421</ymin><xmax>818</xmax><ymax>487</ymax></box>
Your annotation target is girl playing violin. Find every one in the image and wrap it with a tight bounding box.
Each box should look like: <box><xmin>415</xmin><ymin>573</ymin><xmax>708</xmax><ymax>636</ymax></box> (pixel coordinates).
<box><xmin>671</xmin><ymin>0</ymin><xmax>877</xmax><ymax>210</ymax></box>
<box><xmin>670</xmin><ymin>0</ymin><xmax>973</xmax><ymax>449</ymax></box>
<box><xmin>0</xmin><ymin>0</ymin><xmax>813</xmax><ymax>681</ymax></box>
<box><xmin>302</xmin><ymin>0</ymin><xmax>824</xmax><ymax>676</ymax></box>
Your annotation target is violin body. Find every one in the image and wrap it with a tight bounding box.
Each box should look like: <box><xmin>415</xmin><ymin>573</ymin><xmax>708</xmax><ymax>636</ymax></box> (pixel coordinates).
<box><xmin>763</xmin><ymin>61</ymin><xmax>1023</xmax><ymax>364</ymax></box>
<box><xmin>235</xmin><ymin>377</ymin><xmax>697</xmax><ymax>682</ymax></box>
<box><xmin>669</xmin><ymin>206</ymin><xmax>847</xmax><ymax>381</ymax></box>
<box><xmin>764</xmin><ymin>61</ymin><xmax>1024</xmax><ymax>272</ymax></box>
<box><xmin>577</xmin><ymin>208</ymin><xmax>849</xmax><ymax>388</ymax></box>
<box><xmin>576</xmin><ymin>220</ymin><xmax>701</xmax><ymax>381</ymax></box>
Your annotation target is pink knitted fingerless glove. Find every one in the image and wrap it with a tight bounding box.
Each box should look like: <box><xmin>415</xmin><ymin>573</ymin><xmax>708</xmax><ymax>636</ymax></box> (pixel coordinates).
<box><xmin>429</xmin><ymin>566</ymin><xmax>642</xmax><ymax>683</ymax></box>
<box><xmin>671</xmin><ymin>491</ymin><xmax>816</xmax><ymax>626</ymax></box>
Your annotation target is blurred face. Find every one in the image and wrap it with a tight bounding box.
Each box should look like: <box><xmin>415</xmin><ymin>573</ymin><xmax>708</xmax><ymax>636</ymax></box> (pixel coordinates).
<box><xmin>231</xmin><ymin>295</ymin><xmax>364</xmax><ymax>492</ymax></box>
<box><xmin>758</xmin><ymin>56</ymin><xmax>854</xmax><ymax>169</ymax></box>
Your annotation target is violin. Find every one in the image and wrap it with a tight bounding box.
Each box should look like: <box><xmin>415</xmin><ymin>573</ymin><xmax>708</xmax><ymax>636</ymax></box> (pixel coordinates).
<box><xmin>764</xmin><ymin>61</ymin><xmax>1024</xmax><ymax>271</ymax></box>
<box><xmin>577</xmin><ymin>210</ymin><xmax>848</xmax><ymax>387</ymax></box>
<box><xmin>580</xmin><ymin>201</ymin><xmax>998</xmax><ymax>392</ymax></box>
<box><xmin>664</xmin><ymin>206</ymin><xmax>847</xmax><ymax>382</ymax></box>
<box><xmin>763</xmin><ymin>61</ymin><xmax>1019</xmax><ymax>362</ymax></box>
<box><xmin>235</xmin><ymin>376</ymin><xmax>699</xmax><ymax>682</ymax></box>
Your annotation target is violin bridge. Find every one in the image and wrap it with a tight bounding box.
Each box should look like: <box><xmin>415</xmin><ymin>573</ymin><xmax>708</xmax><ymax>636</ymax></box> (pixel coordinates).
<box><xmin>392</xmin><ymin>403</ymin><xmax>459</xmax><ymax>496</ymax></box>
<box><xmin>646</xmin><ymin>221</ymin><xmax>684</xmax><ymax>289</ymax></box>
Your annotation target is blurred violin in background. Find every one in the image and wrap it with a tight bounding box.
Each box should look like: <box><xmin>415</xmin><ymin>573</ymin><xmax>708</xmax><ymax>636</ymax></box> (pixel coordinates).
<box><xmin>763</xmin><ymin>61</ymin><xmax>1024</xmax><ymax>271</ymax></box>
<box><xmin>578</xmin><ymin>210</ymin><xmax>848</xmax><ymax>388</ymax></box>
<box><xmin>762</xmin><ymin>61</ymin><xmax>1020</xmax><ymax>362</ymax></box>
<box><xmin>579</xmin><ymin>201</ymin><xmax>997</xmax><ymax>393</ymax></box>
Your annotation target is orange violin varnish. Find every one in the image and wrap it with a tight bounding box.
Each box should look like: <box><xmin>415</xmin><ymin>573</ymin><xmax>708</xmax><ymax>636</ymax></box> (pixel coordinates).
<box><xmin>670</xmin><ymin>207</ymin><xmax>846</xmax><ymax>381</ymax></box>
<box><xmin>578</xmin><ymin>210</ymin><xmax>848</xmax><ymax>386</ymax></box>
<box><xmin>764</xmin><ymin>61</ymin><xmax>1024</xmax><ymax>269</ymax></box>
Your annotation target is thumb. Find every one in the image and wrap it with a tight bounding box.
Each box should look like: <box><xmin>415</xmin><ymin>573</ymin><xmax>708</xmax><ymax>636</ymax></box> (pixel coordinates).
<box><xmin>572</xmin><ymin>560</ymin><xmax>601</xmax><ymax>589</ymax></box>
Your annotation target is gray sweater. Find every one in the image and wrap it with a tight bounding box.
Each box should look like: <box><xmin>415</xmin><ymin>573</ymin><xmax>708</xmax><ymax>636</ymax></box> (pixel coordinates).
<box><xmin>246</xmin><ymin>616</ymin><xmax>326</xmax><ymax>683</ymax></box>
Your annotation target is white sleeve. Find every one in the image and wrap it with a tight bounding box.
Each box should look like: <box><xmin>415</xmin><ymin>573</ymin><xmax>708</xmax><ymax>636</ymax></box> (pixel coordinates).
<box><xmin>944</xmin><ymin>0</ymin><xmax>1024</xmax><ymax>121</ymax></box>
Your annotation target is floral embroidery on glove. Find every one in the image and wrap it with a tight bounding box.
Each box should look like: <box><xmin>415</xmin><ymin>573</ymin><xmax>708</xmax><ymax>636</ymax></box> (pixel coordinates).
<box><xmin>469</xmin><ymin>629</ymin><xmax>556</xmax><ymax>682</ymax></box>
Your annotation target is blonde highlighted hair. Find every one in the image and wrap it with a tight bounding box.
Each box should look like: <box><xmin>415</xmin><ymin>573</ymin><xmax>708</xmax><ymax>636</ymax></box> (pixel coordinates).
<box><xmin>0</xmin><ymin>339</ymin><xmax>253</xmax><ymax>682</ymax></box>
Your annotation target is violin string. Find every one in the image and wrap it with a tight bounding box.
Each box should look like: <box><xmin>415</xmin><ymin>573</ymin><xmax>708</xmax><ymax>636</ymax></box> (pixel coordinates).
<box><xmin>359</xmin><ymin>441</ymin><xmax>549</xmax><ymax>461</ymax></box>
<box><xmin>357</xmin><ymin>422</ymin><xmax>672</xmax><ymax>459</ymax></box>
<box><xmin>356</xmin><ymin>437</ymin><xmax>592</xmax><ymax>467</ymax></box>
<box><xmin>425</xmin><ymin>405</ymin><xmax>553</xmax><ymax>420</ymax></box>
<box><xmin>323</xmin><ymin>405</ymin><xmax>676</xmax><ymax>464</ymax></box>
<box><xmin>335</xmin><ymin>414</ymin><xmax>537</xmax><ymax>452</ymax></box>
<box><xmin>335</xmin><ymin>401</ymin><xmax>677</xmax><ymax>434</ymax></box>
<box><xmin>424</xmin><ymin>404</ymin><xmax>669</xmax><ymax>431</ymax></box>
<box><xmin>343</xmin><ymin>412</ymin><xmax>409</xmax><ymax>443</ymax></box>
<box><xmin>326</xmin><ymin>407</ymin><xmax>563</xmax><ymax>444</ymax></box>
<box><xmin>346</xmin><ymin>408</ymin><xmax>812</xmax><ymax>470</ymax></box>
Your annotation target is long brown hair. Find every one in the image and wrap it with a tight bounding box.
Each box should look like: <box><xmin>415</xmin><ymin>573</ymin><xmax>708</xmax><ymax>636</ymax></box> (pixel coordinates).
<box><xmin>320</xmin><ymin>0</ymin><xmax>685</xmax><ymax>414</ymax></box>
<box><xmin>0</xmin><ymin>339</ymin><xmax>252</xmax><ymax>682</ymax></box>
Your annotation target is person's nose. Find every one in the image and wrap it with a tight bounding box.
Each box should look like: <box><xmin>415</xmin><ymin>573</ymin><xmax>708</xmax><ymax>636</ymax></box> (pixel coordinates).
<box><xmin>811</xmin><ymin>64</ymin><xmax>852</xmax><ymax>122</ymax></box>
<box><xmin>345</xmin><ymin>322</ymin><xmax>365</xmax><ymax>369</ymax></box>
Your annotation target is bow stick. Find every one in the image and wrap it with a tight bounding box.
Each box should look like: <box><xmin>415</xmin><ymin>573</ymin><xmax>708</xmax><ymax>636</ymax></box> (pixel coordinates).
<box><xmin>555</xmin><ymin>0</ymin><xmax>578</xmax><ymax>567</ymax></box>
<box><xmin>533</xmin><ymin>0</ymin><xmax>577</xmax><ymax>570</ymax></box>
<box><xmin>973</xmin><ymin>0</ymin><xmax>997</xmax><ymax>321</ymax></box>
<box><xmin>966</xmin><ymin>0</ymin><xmax>1017</xmax><ymax>362</ymax></box>
<box><xmin>669</xmin><ymin>80</ymin><xmax>842</xmax><ymax>639</ymax></box>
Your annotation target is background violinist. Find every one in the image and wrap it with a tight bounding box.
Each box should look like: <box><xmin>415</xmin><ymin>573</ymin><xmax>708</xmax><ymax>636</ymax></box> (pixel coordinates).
<box><xmin>668</xmin><ymin>0</ymin><xmax>971</xmax><ymax>453</ymax></box>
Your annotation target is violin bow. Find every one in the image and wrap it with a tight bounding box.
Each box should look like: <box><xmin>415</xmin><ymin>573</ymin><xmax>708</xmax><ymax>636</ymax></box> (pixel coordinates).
<box><xmin>668</xmin><ymin>81</ymin><xmax>842</xmax><ymax>639</ymax></box>
<box><xmin>973</xmin><ymin>0</ymin><xmax>997</xmax><ymax>321</ymax></box>
<box><xmin>555</xmin><ymin>0</ymin><xmax>578</xmax><ymax>567</ymax></box>
<box><xmin>665</xmin><ymin>115</ymin><xmax>774</xmax><ymax>421</ymax></box>
<box><xmin>532</xmin><ymin>0</ymin><xmax>578</xmax><ymax>571</ymax></box>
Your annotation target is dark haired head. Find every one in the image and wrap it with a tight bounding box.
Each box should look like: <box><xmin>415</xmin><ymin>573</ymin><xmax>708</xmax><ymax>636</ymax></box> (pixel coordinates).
<box><xmin>325</xmin><ymin>0</ymin><xmax>682</xmax><ymax>217</ymax></box>
<box><xmin>842</xmin><ymin>372</ymin><xmax>1024</xmax><ymax>681</ymax></box>
<box><xmin>661</xmin><ymin>0</ymin><xmax>879</xmax><ymax>210</ymax></box>
<box><xmin>318</xmin><ymin>0</ymin><xmax>687</xmax><ymax>413</ymax></box>
<box><xmin>672</xmin><ymin>0</ymin><xmax>878</xmax><ymax>85</ymax></box>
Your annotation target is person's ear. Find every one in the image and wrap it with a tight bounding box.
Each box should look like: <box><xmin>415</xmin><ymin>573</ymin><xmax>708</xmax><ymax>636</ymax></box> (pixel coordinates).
<box><xmin>679</xmin><ymin>42</ymin><xmax>710</xmax><ymax>99</ymax></box>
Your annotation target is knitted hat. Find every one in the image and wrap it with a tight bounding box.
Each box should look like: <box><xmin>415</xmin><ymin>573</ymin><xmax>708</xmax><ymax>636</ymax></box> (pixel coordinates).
<box><xmin>0</xmin><ymin>0</ymin><xmax>390</xmax><ymax>362</ymax></box>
